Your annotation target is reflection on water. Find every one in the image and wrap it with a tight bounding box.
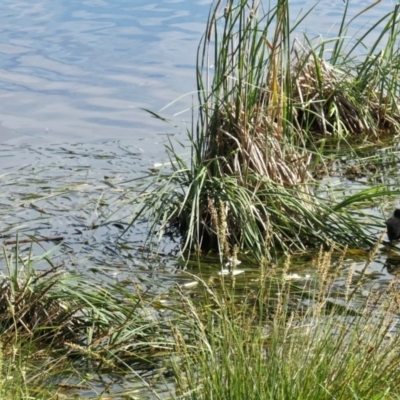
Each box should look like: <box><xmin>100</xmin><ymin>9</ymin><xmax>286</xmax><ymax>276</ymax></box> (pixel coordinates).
<box><xmin>384</xmin><ymin>252</ymin><xmax>400</xmax><ymax>274</ymax></box>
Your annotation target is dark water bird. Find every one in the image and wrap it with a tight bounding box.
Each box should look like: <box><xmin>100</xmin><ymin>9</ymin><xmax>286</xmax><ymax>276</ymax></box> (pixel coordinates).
<box><xmin>385</xmin><ymin>209</ymin><xmax>400</xmax><ymax>242</ymax></box>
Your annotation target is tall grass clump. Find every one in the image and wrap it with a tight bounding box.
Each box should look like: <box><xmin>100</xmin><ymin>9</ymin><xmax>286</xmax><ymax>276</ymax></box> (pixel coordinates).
<box><xmin>171</xmin><ymin>243</ymin><xmax>400</xmax><ymax>399</ymax></box>
<box><xmin>137</xmin><ymin>0</ymin><xmax>400</xmax><ymax>259</ymax></box>
<box><xmin>0</xmin><ymin>245</ymin><xmax>176</xmax><ymax>397</ymax></box>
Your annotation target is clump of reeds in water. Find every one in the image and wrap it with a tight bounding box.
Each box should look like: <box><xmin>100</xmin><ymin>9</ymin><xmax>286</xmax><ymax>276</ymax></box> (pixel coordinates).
<box><xmin>291</xmin><ymin>46</ymin><xmax>400</xmax><ymax>137</ymax></box>
<box><xmin>137</xmin><ymin>0</ymin><xmax>400</xmax><ymax>259</ymax></box>
<box><xmin>0</xmin><ymin>246</ymin><xmax>175</xmax><ymax>390</ymax></box>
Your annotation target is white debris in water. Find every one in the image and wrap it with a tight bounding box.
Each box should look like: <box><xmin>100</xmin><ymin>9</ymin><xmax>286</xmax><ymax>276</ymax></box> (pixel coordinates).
<box><xmin>282</xmin><ymin>273</ymin><xmax>311</xmax><ymax>280</ymax></box>
<box><xmin>218</xmin><ymin>269</ymin><xmax>244</xmax><ymax>276</ymax></box>
<box><xmin>283</xmin><ymin>273</ymin><xmax>302</xmax><ymax>280</ymax></box>
<box><xmin>153</xmin><ymin>162</ymin><xmax>164</xmax><ymax>169</ymax></box>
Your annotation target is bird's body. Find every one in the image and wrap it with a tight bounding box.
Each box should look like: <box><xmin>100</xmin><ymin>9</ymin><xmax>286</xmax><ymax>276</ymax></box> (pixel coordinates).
<box><xmin>386</xmin><ymin>209</ymin><xmax>400</xmax><ymax>242</ymax></box>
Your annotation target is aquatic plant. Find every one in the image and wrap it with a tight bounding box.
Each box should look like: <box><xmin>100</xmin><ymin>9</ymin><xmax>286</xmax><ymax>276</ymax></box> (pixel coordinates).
<box><xmin>136</xmin><ymin>0</ymin><xmax>400</xmax><ymax>259</ymax></box>
<box><xmin>0</xmin><ymin>245</ymin><xmax>176</xmax><ymax>398</ymax></box>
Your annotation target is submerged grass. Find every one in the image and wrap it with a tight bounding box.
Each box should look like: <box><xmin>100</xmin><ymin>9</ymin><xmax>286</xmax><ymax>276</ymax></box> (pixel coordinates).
<box><xmin>136</xmin><ymin>0</ymin><xmax>400</xmax><ymax>259</ymax></box>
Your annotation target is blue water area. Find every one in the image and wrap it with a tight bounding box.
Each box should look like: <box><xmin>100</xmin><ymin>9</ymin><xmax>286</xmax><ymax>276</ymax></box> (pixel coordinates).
<box><xmin>0</xmin><ymin>0</ymin><xmax>394</xmax><ymax>149</ymax></box>
<box><xmin>0</xmin><ymin>0</ymin><xmax>209</xmax><ymax>148</ymax></box>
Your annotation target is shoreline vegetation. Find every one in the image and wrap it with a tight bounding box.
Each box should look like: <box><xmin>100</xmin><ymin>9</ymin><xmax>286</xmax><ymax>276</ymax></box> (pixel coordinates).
<box><xmin>3</xmin><ymin>0</ymin><xmax>400</xmax><ymax>398</ymax></box>
<box><xmin>3</xmin><ymin>238</ymin><xmax>400</xmax><ymax>398</ymax></box>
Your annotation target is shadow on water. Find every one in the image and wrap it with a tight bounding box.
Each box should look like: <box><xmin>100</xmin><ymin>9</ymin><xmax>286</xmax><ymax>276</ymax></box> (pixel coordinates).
<box><xmin>384</xmin><ymin>251</ymin><xmax>400</xmax><ymax>275</ymax></box>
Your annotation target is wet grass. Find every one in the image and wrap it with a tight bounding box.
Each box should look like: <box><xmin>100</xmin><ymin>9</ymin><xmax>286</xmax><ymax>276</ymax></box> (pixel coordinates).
<box><xmin>0</xmin><ymin>243</ymin><xmax>179</xmax><ymax>398</ymax></box>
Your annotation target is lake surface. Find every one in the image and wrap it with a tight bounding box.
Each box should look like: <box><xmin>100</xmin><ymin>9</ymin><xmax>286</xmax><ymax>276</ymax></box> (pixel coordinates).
<box><xmin>0</xmin><ymin>0</ymin><xmax>396</xmax><ymax>280</ymax></box>
<box><xmin>0</xmin><ymin>0</ymin><xmax>394</xmax><ymax>152</ymax></box>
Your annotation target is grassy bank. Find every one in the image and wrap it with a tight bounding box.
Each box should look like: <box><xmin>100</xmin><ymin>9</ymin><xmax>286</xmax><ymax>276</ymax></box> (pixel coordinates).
<box><xmin>2</xmin><ymin>239</ymin><xmax>400</xmax><ymax>399</ymax></box>
<box><xmin>171</xmin><ymin>241</ymin><xmax>400</xmax><ymax>399</ymax></box>
<box><xmin>0</xmin><ymin>246</ymin><xmax>176</xmax><ymax>398</ymax></box>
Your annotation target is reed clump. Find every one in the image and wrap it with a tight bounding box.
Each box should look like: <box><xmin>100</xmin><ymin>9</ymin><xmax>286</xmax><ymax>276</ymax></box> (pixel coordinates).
<box><xmin>291</xmin><ymin>50</ymin><xmax>400</xmax><ymax>138</ymax></box>
<box><xmin>0</xmin><ymin>247</ymin><xmax>174</xmax><ymax>373</ymax></box>
<box><xmin>137</xmin><ymin>0</ymin><xmax>400</xmax><ymax>259</ymax></box>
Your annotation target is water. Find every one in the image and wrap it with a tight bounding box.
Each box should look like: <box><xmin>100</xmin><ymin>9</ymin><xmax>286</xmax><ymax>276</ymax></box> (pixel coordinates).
<box><xmin>0</xmin><ymin>0</ymin><xmax>395</xmax><ymax>149</ymax></box>
<box><xmin>0</xmin><ymin>0</ymin><xmax>209</xmax><ymax>150</ymax></box>
<box><xmin>0</xmin><ymin>0</ymin><xmax>396</xmax><ymax>331</ymax></box>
